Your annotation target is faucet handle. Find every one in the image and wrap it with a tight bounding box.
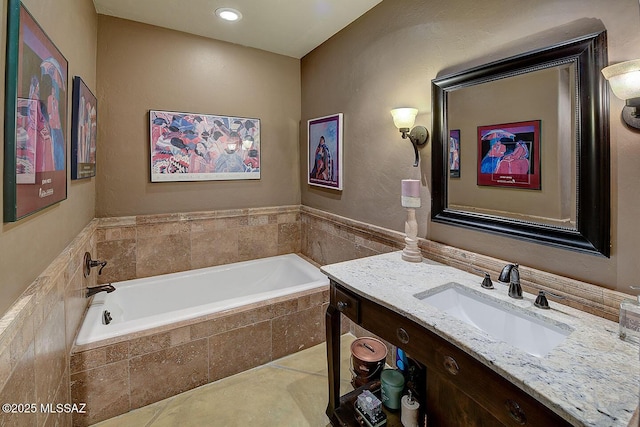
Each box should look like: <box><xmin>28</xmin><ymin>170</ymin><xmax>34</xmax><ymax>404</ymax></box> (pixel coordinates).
<box><xmin>91</xmin><ymin>260</ymin><xmax>107</xmax><ymax>275</ymax></box>
<box><xmin>481</xmin><ymin>273</ymin><xmax>494</xmax><ymax>289</ymax></box>
<box><xmin>534</xmin><ymin>291</ymin><xmax>550</xmax><ymax>309</ymax></box>
<box><xmin>471</xmin><ymin>267</ymin><xmax>494</xmax><ymax>289</ymax></box>
<box><xmin>534</xmin><ymin>290</ymin><xmax>565</xmax><ymax>309</ymax></box>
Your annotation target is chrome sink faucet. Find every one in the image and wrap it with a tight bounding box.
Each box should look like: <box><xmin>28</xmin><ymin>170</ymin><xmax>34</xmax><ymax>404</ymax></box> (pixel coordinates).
<box><xmin>499</xmin><ymin>263</ymin><xmax>522</xmax><ymax>299</ymax></box>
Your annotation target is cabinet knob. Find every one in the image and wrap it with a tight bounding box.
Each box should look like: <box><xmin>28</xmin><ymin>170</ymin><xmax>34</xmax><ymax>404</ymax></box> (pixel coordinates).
<box><xmin>396</xmin><ymin>327</ymin><xmax>410</xmax><ymax>344</ymax></box>
<box><xmin>443</xmin><ymin>355</ymin><xmax>459</xmax><ymax>375</ymax></box>
<box><xmin>505</xmin><ymin>399</ymin><xmax>526</xmax><ymax>425</ymax></box>
<box><xmin>337</xmin><ymin>301</ymin><xmax>348</xmax><ymax>311</ymax></box>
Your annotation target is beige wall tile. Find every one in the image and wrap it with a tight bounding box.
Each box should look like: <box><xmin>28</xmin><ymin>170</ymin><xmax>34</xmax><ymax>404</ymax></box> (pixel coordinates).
<box><xmin>169</xmin><ymin>326</ymin><xmax>192</xmax><ymax>347</ymax></box>
<box><xmin>43</xmin><ymin>370</ymin><xmax>71</xmax><ymax>427</ymax></box>
<box><xmin>70</xmin><ymin>342</ymin><xmax>129</xmax><ymax>374</ymax></box>
<box><xmin>136</xmin><ymin>233</ymin><xmax>191</xmax><ymax>278</ymax></box>
<box><xmin>278</xmin><ymin>222</ymin><xmax>301</xmax><ymax>254</ymax></box>
<box><xmin>0</xmin><ymin>342</ymin><xmax>35</xmax><ymax>427</ymax></box>
<box><xmin>104</xmin><ymin>227</ymin><xmax>136</xmax><ymax>242</ymax></box>
<box><xmin>190</xmin><ymin>306</ymin><xmax>273</xmax><ymax>340</ymax></box>
<box><xmin>209</xmin><ymin>321</ymin><xmax>271</xmax><ymax>382</ymax></box>
<box><xmin>129</xmin><ymin>339</ymin><xmax>208</xmax><ymax>409</ymax></box>
<box><xmin>129</xmin><ymin>332</ymin><xmax>172</xmax><ymax>358</ymax></box>
<box><xmin>65</xmin><ymin>269</ymin><xmax>89</xmax><ymax>353</ymax></box>
<box><xmin>272</xmin><ymin>305</ymin><xmax>325</xmax><ymax>359</ymax></box>
<box><xmin>35</xmin><ymin>300</ymin><xmax>67</xmax><ymax>405</ymax></box>
<box><xmin>190</xmin><ymin>227</ymin><xmax>239</xmax><ymax>269</ymax></box>
<box><xmin>0</xmin><ymin>346</ymin><xmax>10</xmax><ymax>392</ymax></box>
<box><xmin>297</xmin><ymin>290</ymin><xmax>328</xmax><ymax>311</ymax></box>
<box><xmin>97</xmin><ymin>239</ymin><xmax>136</xmax><ymax>284</ymax></box>
<box><xmin>238</xmin><ymin>224</ymin><xmax>278</xmax><ymax>260</ymax></box>
<box><xmin>70</xmin><ymin>360</ymin><xmax>130</xmax><ymax>427</ymax></box>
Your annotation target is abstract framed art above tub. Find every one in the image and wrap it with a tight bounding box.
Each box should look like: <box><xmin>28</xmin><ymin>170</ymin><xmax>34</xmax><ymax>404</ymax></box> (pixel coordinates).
<box><xmin>307</xmin><ymin>113</ymin><xmax>343</xmax><ymax>190</ymax></box>
<box><xmin>3</xmin><ymin>0</ymin><xmax>68</xmax><ymax>222</ymax></box>
<box><xmin>71</xmin><ymin>76</ymin><xmax>97</xmax><ymax>180</ymax></box>
<box><xmin>149</xmin><ymin>110</ymin><xmax>260</xmax><ymax>182</ymax></box>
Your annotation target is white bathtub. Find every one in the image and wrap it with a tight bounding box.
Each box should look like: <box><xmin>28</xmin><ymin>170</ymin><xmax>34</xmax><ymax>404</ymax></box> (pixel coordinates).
<box><xmin>75</xmin><ymin>254</ymin><xmax>328</xmax><ymax>346</ymax></box>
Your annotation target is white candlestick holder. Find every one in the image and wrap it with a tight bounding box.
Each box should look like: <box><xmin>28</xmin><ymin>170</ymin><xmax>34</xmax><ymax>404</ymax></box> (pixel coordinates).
<box><xmin>402</xmin><ymin>208</ymin><xmax>422</xmax><ymax>262</ymax></box>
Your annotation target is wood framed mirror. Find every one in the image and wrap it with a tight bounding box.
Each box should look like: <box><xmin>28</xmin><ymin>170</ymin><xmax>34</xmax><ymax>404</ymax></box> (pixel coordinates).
<box><xmin>431</xmin><ymin>31</ymin><xmax>610</xmax><ymax>257</ymax></box>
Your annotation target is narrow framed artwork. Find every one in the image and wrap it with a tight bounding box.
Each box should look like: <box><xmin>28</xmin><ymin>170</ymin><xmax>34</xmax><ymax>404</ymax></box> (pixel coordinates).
<box><xmin>307</xmin><ymin>113</ymin><xmax>343</xmax><ymax>190</ymax></box>
<box><xmin>477</xmin><ymin>120</ymin><xmax>541</xmax><ymax>189</ymax></box>
<box><xmin>3</xmin><ymin>0</ymin><xmax>68</xmax><ymax>221</ymax></box>
<box><xmin>71</xmin><ymin>76</ymin><xmax>97</xmax><ymax>179</ymax></box>
<box><xmin>449</xmin><ymin>129</ymin><xmax>460</xmax><ymax>178</ymax></box>
<box><xmin>149</xmin><ymin>110</ymin><xmax>260</xmax><ymax>182</ymax></box>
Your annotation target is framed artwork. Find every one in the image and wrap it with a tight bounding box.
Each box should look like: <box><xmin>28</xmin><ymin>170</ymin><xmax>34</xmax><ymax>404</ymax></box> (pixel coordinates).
<box><xmin>449</xmin><ymin>129</ymin><xmax>460</xmax><ymax>178</ymax></box>
<box><xmin>71</xmin><ymin>76</ymin><xmax>97</xmax><ymax>179</ymax></box>
<box><xmin>307</xmin><ymin>113</ymin><xmax>343</xmax><ymax>190</ymax></box>
<box><xmin>477</xmin><ymin>120</ymin><xmax>541</xmax><ymax>189</ymax></box>
<box><xmin>3</xmin><ymin>0</ymin><xmax>68</xmax><ymax>222</ymax></box>
<box><xmin>149</xmin><ymin>110</ymin><xmax>260</xmax><ymax>182</ymax></box>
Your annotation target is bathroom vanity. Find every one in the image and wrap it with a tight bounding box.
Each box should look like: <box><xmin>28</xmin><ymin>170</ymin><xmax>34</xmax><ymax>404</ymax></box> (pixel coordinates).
<box><xmin>322</xmin><ymin>252</ymin><xmax>639</xmax><ymax>426</ymax></box>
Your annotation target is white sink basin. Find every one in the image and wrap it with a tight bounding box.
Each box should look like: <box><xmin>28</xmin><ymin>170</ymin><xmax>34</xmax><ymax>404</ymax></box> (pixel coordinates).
<box><xmin>415</xmin><ymin>283</ymin><xmax>572</xmax><ymax>357</ymax></box>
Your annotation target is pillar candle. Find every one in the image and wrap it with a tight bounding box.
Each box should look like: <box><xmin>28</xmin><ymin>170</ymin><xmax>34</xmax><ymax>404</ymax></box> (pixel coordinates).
<box><xmin>401</xmin><ymin>179</ymin><xmax>421</xmax><ymax>208</ymax></box>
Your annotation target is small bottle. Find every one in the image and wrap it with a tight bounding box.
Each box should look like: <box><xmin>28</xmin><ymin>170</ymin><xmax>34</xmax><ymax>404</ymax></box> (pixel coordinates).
<box><xmin>619</xmin><ymin>287</ymin><xmax>640</xmax><ymax>344</ymax></box>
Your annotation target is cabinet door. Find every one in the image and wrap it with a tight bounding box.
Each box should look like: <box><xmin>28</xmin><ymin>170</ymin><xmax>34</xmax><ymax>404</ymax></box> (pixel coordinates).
<box><xmin>427</xmin><ymin>369</ymin><xmax>504</xmax><ymax>427</ymax></box>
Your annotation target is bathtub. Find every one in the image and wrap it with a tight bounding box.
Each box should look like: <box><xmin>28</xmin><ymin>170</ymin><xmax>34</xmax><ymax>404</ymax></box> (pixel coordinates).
<box><xmin>75</xmin><ymin>254</ymin><xmax>328</xmax><ymax>346</ymax></box>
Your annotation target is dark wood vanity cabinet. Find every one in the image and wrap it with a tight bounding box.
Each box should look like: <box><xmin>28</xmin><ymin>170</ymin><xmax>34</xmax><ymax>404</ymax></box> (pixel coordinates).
<box><xmin>326</xmin><ymin>280</ymin><xmax>572</xmax><ymax>427</ymax></box>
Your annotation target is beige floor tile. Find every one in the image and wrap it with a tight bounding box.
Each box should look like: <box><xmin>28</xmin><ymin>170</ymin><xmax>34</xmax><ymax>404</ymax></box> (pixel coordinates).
<box><xmin>91</xmin><ymin>334</ymin><xmax>357</xmax><ymax>427</ymax></box>
<box><xmin>274</xmin><ymin>332</ymin><xmax>355</xmax><ymax>380</ymax></box>
<box><xmin>90</xmin><ymin>399</ymin><xmax>169</xmax><ymax>427</ymax></box>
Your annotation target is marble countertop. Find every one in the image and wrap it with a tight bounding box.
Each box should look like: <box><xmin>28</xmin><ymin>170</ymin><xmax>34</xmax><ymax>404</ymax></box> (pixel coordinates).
<box><xmin>321</xmin><ymin>251</ymin><xmax>639</xmax><ymax>427</ymax></box>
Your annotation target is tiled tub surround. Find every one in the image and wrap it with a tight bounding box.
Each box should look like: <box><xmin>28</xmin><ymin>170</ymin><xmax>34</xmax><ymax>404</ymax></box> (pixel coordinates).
<box><xmin>322</xmin><ymin>252</ymin><xmax>640</xmax><ymax>426</ymax></box>
<box><xmin>0</xmin><ymin>220</ymin><xmax>97</xmax><ymax>427</ymax></box>
<box><xmin>70</xmin><ymin>286</ymin><xmax>329</xmax><ymax>426</ymax></box>
<box><xmin>96</xmin><ymin>206</ymin><xmax>302</xmax><ymax>285</ymax></box>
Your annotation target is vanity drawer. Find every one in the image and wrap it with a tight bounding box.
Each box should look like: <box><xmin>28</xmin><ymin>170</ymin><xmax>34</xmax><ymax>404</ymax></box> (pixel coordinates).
<box><xmin>332</xmin><ymin>282</ymin><xmax>360</xmax><ymax>323</ymax></box>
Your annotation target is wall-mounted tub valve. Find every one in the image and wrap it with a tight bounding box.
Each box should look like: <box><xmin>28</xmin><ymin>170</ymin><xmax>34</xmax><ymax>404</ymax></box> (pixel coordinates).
<box><xmin>83</xmin><ymin>252</ymin><xmax>107</xmax><ymax>277</ymax></box>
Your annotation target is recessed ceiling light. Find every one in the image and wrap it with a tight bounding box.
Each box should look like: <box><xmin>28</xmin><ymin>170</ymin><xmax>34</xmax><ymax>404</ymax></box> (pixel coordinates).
<box><xmin>215</xmin><ymin>7</ymin><xmax>242</xmax><ymax>22</ymax></box>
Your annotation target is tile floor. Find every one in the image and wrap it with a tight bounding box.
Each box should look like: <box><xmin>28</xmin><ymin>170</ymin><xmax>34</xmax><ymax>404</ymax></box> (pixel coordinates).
<box><xmin>92</xmin><ymin>334</ymin><xmax>356</xmax><ymax>427</ymax></box>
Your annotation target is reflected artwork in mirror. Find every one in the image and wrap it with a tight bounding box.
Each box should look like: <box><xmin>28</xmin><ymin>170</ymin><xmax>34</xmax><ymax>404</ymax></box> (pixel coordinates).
<box><xmin>431</xmin><ymin>31</ymin><xmax>610</xmax><ymax>257</ymax></box>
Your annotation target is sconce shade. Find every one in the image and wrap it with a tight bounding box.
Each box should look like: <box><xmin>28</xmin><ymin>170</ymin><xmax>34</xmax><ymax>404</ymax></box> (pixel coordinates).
<box><xmin>601</xmin><ymin>59</ymin><xmax>640</xmax><ymax>100</ymax></box>
<box><xmin>391</xmin><ymin>108</ymin><xmax>418</xmax><ymax>130</ymax></box>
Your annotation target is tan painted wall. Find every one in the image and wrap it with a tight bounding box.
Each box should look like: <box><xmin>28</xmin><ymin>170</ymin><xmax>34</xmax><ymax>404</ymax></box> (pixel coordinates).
<box><xmin>95</xmin><ymin>17</ymin><xmax>301</xmax><ymax>217</ymax></box>
<box><xmin>0</xmin><ymin>0</ymin><xmax>97</xmax><ymax>316</ymax></box>
<box><xmin>301</xmin><ymin>0</ymin><xmax>640</xmax><ymax>292</ymax></box>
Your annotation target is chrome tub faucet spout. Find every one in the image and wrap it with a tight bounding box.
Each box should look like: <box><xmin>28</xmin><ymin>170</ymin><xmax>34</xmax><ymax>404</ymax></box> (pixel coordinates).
<box><xmin>86</xmin><ymin>284</ymin><xmax>115</xmax><ymax>298</ymax></box>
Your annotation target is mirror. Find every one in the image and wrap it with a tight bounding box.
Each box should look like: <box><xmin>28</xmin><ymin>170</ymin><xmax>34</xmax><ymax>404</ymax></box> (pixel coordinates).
<box><xmin>431</xmin><ymin>31</ymin><xmax>610</xmax><ymax>257</ymax></box>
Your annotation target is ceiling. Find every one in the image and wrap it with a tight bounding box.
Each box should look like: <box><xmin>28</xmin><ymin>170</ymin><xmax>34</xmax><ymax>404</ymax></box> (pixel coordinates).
<box><xmin>93</xmin><ymin>0</ymin><xmax>383</xmax><ymax>59</ymax></box>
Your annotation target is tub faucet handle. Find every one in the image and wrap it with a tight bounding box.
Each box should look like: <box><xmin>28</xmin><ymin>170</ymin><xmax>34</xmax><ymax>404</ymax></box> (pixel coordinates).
<box><xmin>90</xmin><ymin>259</ymin><xmax>108</xmax><ymax>275</ymax></box>
<box><xmin>83</xmin><ymin>252</ymin><xmax>108</xmax><ymax>277</ymax></box>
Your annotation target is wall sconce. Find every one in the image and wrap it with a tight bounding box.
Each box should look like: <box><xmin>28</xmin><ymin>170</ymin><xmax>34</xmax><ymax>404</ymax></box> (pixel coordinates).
<box><xmin>601</xmin><ymin>59</ymin><xmax>640</xmax><ymax>130</ymax></box>
<box><xmin>390</xmin><ymin>108</ymin><xmax>429</xmax><ymax>167</ymax></box>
